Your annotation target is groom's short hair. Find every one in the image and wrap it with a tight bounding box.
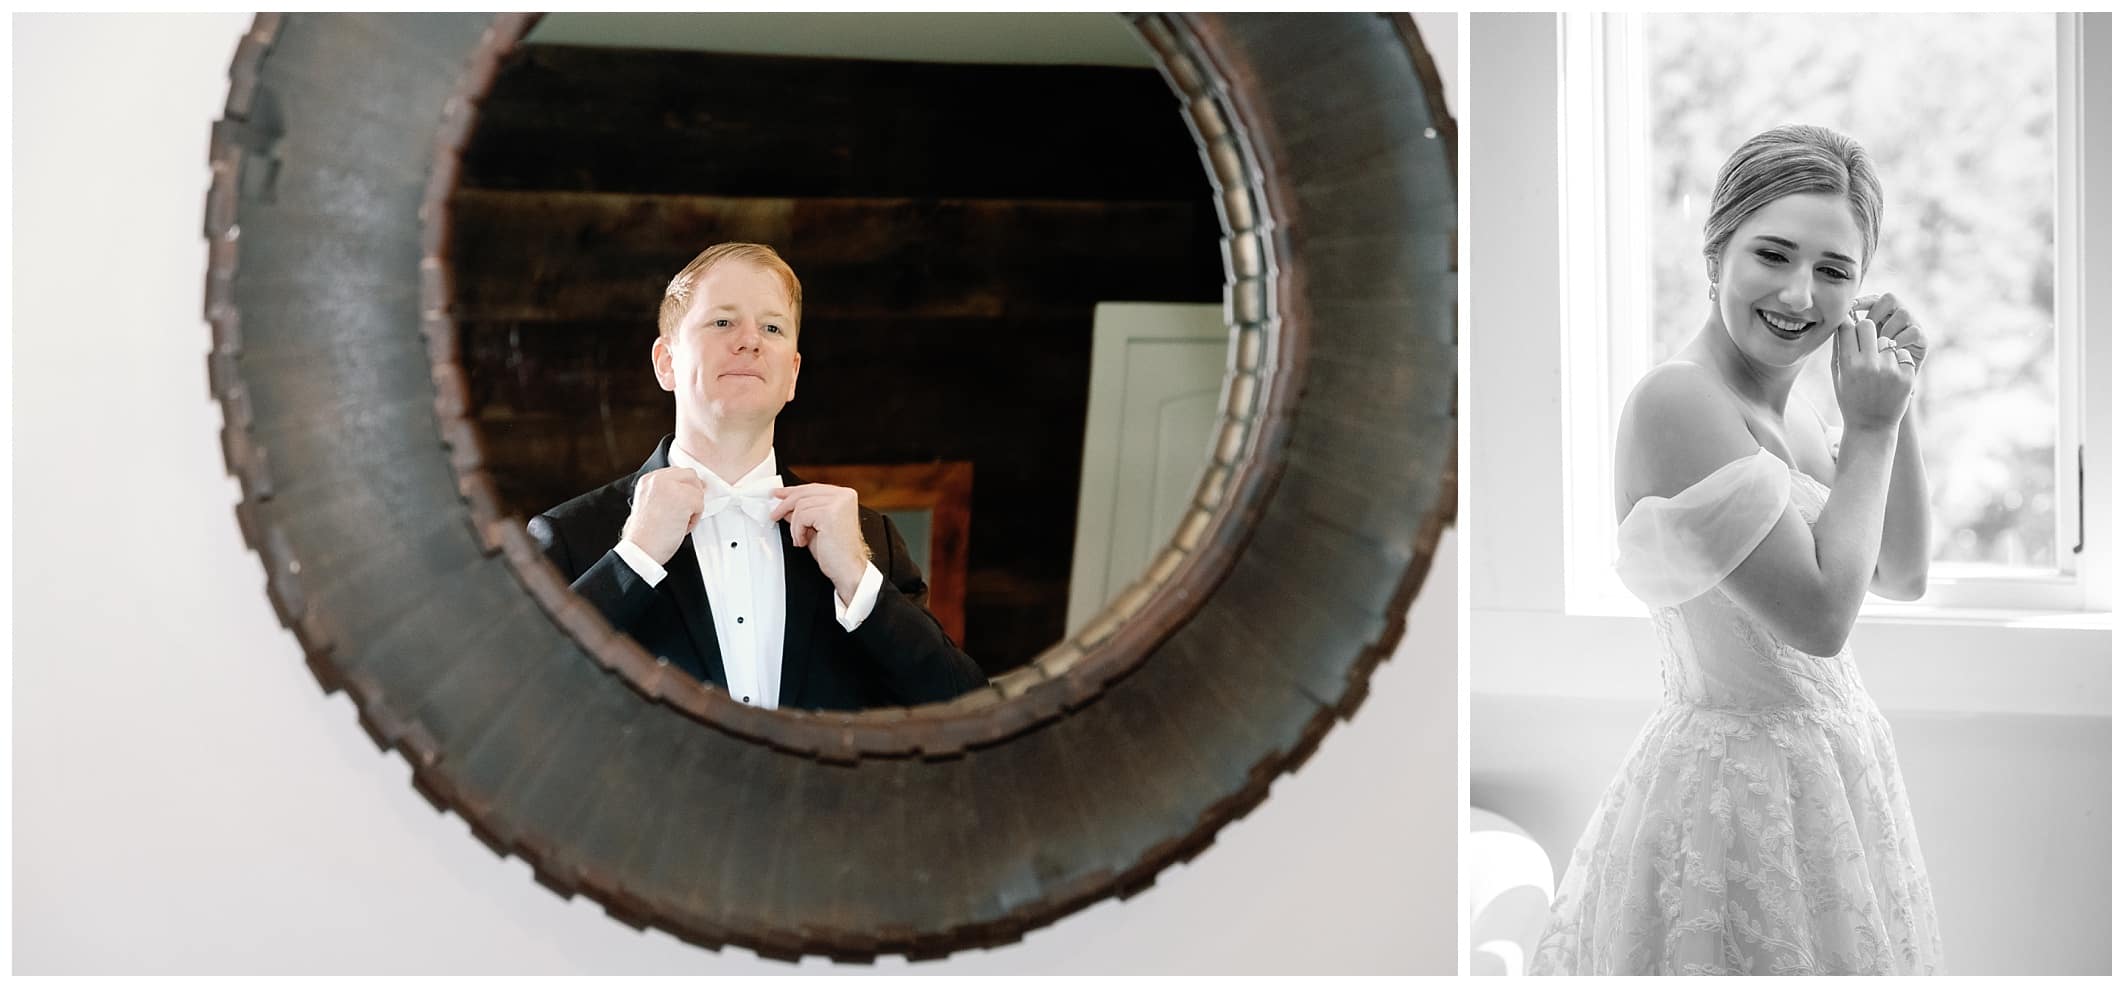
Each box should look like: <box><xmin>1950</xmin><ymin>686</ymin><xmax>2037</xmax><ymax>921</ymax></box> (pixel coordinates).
<box><xmin>657</xmin><ymin>242</ymin><xmax>805</xmax><ymax>340</ymax></box>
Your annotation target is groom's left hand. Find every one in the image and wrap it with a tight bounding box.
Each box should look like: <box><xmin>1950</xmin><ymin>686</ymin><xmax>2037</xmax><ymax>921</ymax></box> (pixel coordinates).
<box><xmin>771</xmin><ymin>483</ymin><xmax>872</xmax><ymax>602</ymax></box>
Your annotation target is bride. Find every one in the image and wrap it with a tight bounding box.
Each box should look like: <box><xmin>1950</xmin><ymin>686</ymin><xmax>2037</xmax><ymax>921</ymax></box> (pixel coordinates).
<box><xmin>1528</xmin><ymin>125</ymin><xmax>1944</xmax><ymax>975</ymax></box>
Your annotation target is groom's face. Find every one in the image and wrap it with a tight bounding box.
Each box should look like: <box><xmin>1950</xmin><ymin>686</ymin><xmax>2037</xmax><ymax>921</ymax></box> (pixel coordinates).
<box><xmin>653</xmin><ymin>260</ymin><xmax>801</xmax><ymax>427</ymax></box>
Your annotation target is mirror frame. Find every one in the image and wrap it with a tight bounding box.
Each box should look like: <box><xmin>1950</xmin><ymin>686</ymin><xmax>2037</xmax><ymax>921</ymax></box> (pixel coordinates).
<box><xmin>206</xmin><ymin>11</ymin><xmax>1455</xmax><ymax>961</ymax></box>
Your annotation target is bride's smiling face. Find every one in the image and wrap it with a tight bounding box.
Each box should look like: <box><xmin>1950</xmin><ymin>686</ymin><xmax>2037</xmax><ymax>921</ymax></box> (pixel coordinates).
<box><xmin>1712</xmin><ymin>192</ymin><xmax>1866</xmax><ymax>369</ymax></box>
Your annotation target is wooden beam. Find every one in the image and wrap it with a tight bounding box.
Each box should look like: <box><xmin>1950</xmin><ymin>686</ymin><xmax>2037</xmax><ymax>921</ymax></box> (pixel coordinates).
<box><xmin>459</xmin><ymin>44</ymin><xmax>1207</xmax><ymax>200</ymax></box>
<box><xmin>446</xmin><ymin>189</ymin><xmax>1220</xmax><ymax>322</ymax></box>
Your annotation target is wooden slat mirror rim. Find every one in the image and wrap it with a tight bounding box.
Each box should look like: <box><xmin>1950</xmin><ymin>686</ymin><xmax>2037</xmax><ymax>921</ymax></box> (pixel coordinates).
<box><xmin>204</xmin><ymin>11</ymin><xmax>1455</xmax><ymax>960</ymax></box>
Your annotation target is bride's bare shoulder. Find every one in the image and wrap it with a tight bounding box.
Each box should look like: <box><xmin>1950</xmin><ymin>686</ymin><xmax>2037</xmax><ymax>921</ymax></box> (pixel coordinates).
<box><xmin>1622</xmin><ymin>360</ymin><xmax>1722</xmax><ymax>418</ymax></box>
<box><xmin>1616</xmin><ymin>360</ymin><xmax>1761</xmax><ymax>506</ymax></box>
<box><xmin>1619</xmin><ymin>361</ymin><xmax>1749</xmax><ymax>444</ymax></box>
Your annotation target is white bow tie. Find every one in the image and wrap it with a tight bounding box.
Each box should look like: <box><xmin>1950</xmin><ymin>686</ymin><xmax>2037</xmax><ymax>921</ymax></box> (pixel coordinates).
<box><xmin>699</xmin><ymin>473</ymin><xmax>783</xmax><ymax>526</ymax></box>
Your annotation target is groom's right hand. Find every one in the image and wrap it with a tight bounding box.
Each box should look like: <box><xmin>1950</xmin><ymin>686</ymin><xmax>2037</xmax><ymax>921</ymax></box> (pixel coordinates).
<box><xmin>621</xmin><ymin>467</ymin><xmax>706</xmax><ymax>565</ymax></box>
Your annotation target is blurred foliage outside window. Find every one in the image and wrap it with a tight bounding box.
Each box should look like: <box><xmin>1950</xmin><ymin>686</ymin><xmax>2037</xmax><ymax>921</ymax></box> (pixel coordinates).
<box><xmin>1636</xmin><ymin>13</ymin><xmax>2060</xmax><ymax>570</ymax></box>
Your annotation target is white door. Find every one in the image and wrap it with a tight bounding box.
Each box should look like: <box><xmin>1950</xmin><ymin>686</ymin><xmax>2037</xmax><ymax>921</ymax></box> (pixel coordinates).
<box><xmin>1066</xmin><ymin>302</ymin><xmax>1228</xmax><ymax>634</ymax></box>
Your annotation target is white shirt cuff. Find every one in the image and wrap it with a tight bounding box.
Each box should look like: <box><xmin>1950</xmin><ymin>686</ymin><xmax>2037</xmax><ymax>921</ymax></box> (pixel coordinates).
<box><xmin>613</xmin><ymin>538</ymin><xmax>667</xmax><ymax>587</ymax></box>
<box><xmin>833</xmin><ymin>561</ymin><xmax>884</xmax><ymax>631</ymax></box>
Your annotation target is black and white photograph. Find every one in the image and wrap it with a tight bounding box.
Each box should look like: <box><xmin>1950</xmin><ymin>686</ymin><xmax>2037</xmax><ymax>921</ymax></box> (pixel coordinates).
<box><xmin>1468</xmin><ymin>12</ymin><xmax>2112</xmax><ymax>977</ymax></box>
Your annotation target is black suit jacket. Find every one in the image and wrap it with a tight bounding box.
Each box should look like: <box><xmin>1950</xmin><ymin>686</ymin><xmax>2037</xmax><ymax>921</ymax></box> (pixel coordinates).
<box><xmin>527</xmin><ymin>435</ymin><xmax>988</xmax><ymax>711</ymax></box>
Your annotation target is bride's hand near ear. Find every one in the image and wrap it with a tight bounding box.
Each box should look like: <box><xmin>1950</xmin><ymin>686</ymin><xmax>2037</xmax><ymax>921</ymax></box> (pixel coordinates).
<box><xmin>1832</xmin><ymin>309</ymin><xmax>1916</xmax><ymax>434</ymax></box>
<box><xmin>1841</xmin><ymin>293</ymin><xmax>1932</xmax><ymax>600</ymax></box>
<box><xmin>1854</xmin><ymin>292</ymin><xmax>1927</xmax><ymax>374</ymax></box>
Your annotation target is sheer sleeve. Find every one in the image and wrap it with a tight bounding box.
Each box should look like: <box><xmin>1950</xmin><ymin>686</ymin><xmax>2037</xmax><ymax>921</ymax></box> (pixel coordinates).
<box><xmin>1615</xmin><ymin>449</ymin><xmax>1791</xmax><ymax>607</ymax></box>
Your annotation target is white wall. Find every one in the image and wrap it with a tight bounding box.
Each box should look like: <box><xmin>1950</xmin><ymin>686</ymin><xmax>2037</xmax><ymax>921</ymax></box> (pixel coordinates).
<box><xmin>11</xmin><ymin>14</ymin><xmax>1461</xmax><ymax>974</ymax></box>
<box><xmin>1467</xmin><ymin>13</ymin><xmax>2111</xmax><ymax>976</ymax></box>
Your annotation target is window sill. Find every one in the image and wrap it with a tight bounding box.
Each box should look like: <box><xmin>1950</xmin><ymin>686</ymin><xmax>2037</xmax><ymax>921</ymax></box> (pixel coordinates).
<box><xmin>1854</xmin><ymin>601</ymin><xmax>2110</xmax><ymax>630</ymax></box>
<box><xmin>1473</xmin><ymin>606</ymin><xmax>2111</xmax><ymax>718</ymax></box>
<box><xmin>1560</xmin><ymin>586</ymin><xmax>2111</xmax><ymax>630</ymax></box>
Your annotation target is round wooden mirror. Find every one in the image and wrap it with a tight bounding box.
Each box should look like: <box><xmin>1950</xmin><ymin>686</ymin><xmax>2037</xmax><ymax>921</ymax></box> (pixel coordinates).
<box><xmin>205</xmin><ymin>11</ymin><xmax>1454</xmax><ymax>961</ymax></box>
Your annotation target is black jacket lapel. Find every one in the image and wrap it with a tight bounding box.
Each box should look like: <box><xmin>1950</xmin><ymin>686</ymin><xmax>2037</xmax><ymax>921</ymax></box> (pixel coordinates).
<box><xmin>778</xmin><ymin>466</ymin><xmax>826</xmax><ymax>704</ymax></box>
<box><xmin>660</xmin><ymin>535</ymin><xmax>727</xmax><ymax>687</ymax></box>
<box><xmin>630</xmin><ymin>434</ymin><xmax>726</xmax><ymax>687</ymax></box>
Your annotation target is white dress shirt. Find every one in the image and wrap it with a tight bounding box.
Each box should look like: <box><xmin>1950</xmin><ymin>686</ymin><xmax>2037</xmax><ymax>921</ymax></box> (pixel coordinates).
<box><xmin>611</xmin><ymin>447</ymin><xmax>884</xmax><ymax>709</ymax></box>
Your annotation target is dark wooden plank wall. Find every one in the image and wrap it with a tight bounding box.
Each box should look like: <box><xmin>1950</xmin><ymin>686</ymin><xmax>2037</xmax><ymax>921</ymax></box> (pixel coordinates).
<box><xmin>450</xmin><ymin>43</ymin><xmax>1222</xmax><ymax>673</ymax></box>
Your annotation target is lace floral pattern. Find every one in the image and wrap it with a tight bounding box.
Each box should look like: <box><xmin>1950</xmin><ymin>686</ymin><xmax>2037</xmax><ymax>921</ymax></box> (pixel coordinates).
<box><xmin>1529</xmin><ymin>469</ymin><xmax>1943</xmax><ymax>975</ymax></box>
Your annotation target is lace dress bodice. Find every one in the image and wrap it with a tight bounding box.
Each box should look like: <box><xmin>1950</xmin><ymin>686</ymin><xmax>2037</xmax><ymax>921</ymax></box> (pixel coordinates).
<box><xmin>1529</xmin><ymin>452</ymin><xmax>1943</xmax><ymax>976</ymax></box>
<box><xmin>1650</xmin><ymin>467</ymin><xmax>1873</xmax><ymax>716</ymax></box>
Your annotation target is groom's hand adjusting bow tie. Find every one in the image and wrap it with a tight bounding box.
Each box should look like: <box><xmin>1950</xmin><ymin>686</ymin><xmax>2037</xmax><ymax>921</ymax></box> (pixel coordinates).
<box><xmin>621</xmin><ymin>466</ymin><xmax>711</xmax><ymax>566</ymax></box>
<box><xmin>771</xmin><ymin>482</ymin><xmax>875</xmax><ymax>606</ymax></box>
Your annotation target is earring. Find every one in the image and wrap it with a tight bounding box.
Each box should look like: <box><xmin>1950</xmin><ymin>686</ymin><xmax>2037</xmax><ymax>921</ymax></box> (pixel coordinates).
<box><xmin>1708</xmin><ymin>283</ymin><xmax>1719</xmax><ymax>302</ymax></box>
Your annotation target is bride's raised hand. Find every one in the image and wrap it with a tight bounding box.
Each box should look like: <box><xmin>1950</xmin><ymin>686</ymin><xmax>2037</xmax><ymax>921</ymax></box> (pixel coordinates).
<box><xmin>1831</xmin><ymin>306</ymin><xmax>1915</xmax><ymax>433</ymax></box>
<box><xmin>1851</xmin><ymin>292</ymin><xmax>1927</xmax><ymax>375</ymax></box>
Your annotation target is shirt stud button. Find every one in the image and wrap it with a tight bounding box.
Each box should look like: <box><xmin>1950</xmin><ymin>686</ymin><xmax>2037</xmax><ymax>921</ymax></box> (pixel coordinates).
<box><xmin>737</xmin><ymin>616</ymin><xmax>745</xmax><ymax>624</ymax></box>
<box><xmin>742</xmin><ymin>696</ymin><xmax>751</xmax><ymax>704</ymax></box>
<box><xmin>730</xmin><ymin>541</ymin><xmax>737</xmax><ymax>548</ymax></box>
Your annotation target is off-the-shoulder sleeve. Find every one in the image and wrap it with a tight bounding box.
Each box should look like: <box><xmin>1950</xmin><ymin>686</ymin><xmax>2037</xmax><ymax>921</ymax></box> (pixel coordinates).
<box><xmin>1615</xmin><ymin>449</ymin><xmax>1791</xmax><ymax>607</ymax></box>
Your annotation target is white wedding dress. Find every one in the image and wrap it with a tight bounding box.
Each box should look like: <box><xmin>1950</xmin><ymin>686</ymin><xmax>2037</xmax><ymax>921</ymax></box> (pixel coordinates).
<box><xmin>1528</xmin><ymin>449</ymin><xmax>1944</xmax><ymax>975</ymax></box>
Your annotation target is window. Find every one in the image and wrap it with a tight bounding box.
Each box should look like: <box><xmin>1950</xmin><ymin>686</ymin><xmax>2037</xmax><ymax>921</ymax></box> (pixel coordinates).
<box><xmin>1560</xmin><ymin>13</ymin><xmax>2108</xmax><ymax>615</ymax></box>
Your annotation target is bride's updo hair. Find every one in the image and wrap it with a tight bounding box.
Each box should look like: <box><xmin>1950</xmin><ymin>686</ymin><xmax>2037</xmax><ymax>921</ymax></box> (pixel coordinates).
<box><xmin>1702</xmin><ymin>124</ymin><xmax>1884</xmax><ymax>274</ymax></box>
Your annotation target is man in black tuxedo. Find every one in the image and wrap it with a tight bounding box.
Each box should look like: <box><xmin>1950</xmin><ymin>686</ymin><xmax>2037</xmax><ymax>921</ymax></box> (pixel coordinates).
<box><xmin>528</xmin><ymin>243</ymin><xmax>987</xmax><ymax>711</ymax></box>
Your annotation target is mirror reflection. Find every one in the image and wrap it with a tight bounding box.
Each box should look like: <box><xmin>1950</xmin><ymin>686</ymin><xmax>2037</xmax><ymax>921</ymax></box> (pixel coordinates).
<box><xmin>450</xmin><ymin>13</ymin><xmax>1227</xmax><ymax>708</ymax></box>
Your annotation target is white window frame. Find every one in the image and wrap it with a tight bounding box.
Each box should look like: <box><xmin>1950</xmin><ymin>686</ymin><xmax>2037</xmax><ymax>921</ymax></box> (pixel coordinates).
<box><xmin>1558</xmin><ymin>12</ymin><xmax>2112</xmax><ymax>619</ymax></box>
